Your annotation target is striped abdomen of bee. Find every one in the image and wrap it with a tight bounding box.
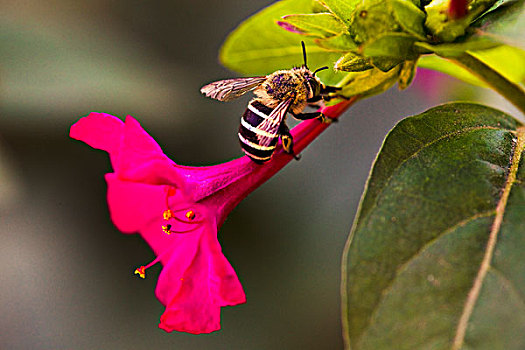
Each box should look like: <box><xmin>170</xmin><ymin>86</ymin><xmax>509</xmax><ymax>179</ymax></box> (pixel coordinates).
<box><xmin>238</xmin><ymin>100</ymin><xmax>282</xmax><ymax>163</ymax></box>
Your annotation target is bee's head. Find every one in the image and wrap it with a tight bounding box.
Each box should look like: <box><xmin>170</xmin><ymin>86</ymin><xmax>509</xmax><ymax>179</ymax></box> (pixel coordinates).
<box><xmin>299</xmin><ymin>67</ymin><xmax>328</xmax><ymax>99</ymax></box>
<box><xmin>300</xmin><ymin>41</ymin><xmax>328</xmax><ymax>99</ymax></box>
<box><xmin>303</xmin><ymin>70</ymin><xmax>321</xmax><ymax>99</ymax></box>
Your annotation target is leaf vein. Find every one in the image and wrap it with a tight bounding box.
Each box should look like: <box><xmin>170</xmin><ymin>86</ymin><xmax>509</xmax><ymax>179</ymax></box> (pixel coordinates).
<box><xmin>358</xmin><ymin>210</ymin><xmax>495</xmax><ymax>347</ymax></box>
<box><xmin>451</xmin><ymin>126</ymin><xmax>525</xmax><ymax>350</ymax></box>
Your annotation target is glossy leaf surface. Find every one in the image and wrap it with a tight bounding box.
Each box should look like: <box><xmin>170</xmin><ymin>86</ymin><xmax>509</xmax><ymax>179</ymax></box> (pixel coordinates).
<box><xmin>317</xmin><ymin>0</ymin><xmax>360</xmax><ymax>26</ymax></box>
<box><xmin>279</xmin><ymin>13</ymin><xmax>347</xmax><ymax>38</ymax></box>
<box><xmin>220</xmin><ymin>0</ymin><xmax>345</xmax><ymax>85</ymax></box>
<box><xmin>418</xmin><ymin>45</ymin><xmax>525</xmax><ymax>87</ymax></box>
<box><xmin>342</xmin><ymin>103</ymin><xmax>525</xmax><ymax>350</ymax></box>
<box><xmin>472</xmin><ymin>0</ymin><xmax>525</xmax><ymax>50</ymax></box>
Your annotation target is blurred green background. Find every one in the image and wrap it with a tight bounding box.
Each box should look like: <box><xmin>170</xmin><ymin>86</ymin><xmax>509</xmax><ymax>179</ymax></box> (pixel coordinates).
<box><xmin>0</xmin><ymin>1</ymin><xmax>519</xmax><ymax>349</ymax></box>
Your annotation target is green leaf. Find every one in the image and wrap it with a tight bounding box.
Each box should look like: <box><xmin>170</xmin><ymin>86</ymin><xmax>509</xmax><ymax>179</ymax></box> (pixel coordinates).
<box><xmin>424</xmin><ymin>0</ymin><xmax>472</xmax><ymax>42</ymax></box>
<box><xmin>362</xmin><ymin>33</ymin><xmax>419</xmax><ymax>60</ymax></box>
<box><xmin>469</xmin><ymin>45</ymin><xmax>525</xmax><ymax>83</ymax></box>
<box><xmin>279</xmin><ymin>13</ymin><xmax>347</xmax><ymax>38</ymax></box>
<box><xmin>317</xmin><ymin>0</ymin><xmax>360</xmax><ymax>26</ymax></box>
<box><xmin>335</xmin><ymin>53</ymin><xmax>374</xmax><ymax>72</ymax></box>
<box><xmin>472</xmin><ymin>0</ymin><xmax>525</xmax><ymax>50</ymax></box>
<box><xmin>419</xmin><ymin>0</ymin><xmax>523</xmax><ymax>56</ymax></box>
<box><xmin>418</xmin><ymin>54</ymin><xmax>487</xmax><ymax>86</ymax></box>
<box><xmin>424</xmin><ymin>0</ymin><xmax>499</xmax><ymax>43</ymax></box>
<box><xmin>338</xmin><ymin>65</ymin><xmax>402</xmax><ymax>97</ymax></box>
<box><xmin>220</xmin><ymin>0</ymin><xmax>346</xmax><ymax>85</ymax></box>
<box><xmin>342</xmin><ymin>103</ymin><xmax>525</xmax><ymax>350</ymax></box>
<box><xmin>388</xmin><ymin>0</ymin><xmax>427</xmax><ymax>40</ymax></box>
<box><xmin>349</xmin><ymin>0</ymin><xmax>398</xmax><ymax>43</ymax></box>
<box><xmin>417</xmin><ymin>45</ymin><xmax>525</xmax><ymax>87</ymax></box>
<box><xmin>350</xmin><ymin>0</ymin><xmax>426</xmax><ymax>44</ymax></box>
<box><xmin>370</xmin><ymin>57</ymin><xmax>402</xmax><ymax>72</ymax></box>
<box><xmin>397</xmin><ymin>59</ymin><xmax>417</xmax><ymax>89</ymax></box>
<box><xmin>315</xmin><ymin>33</ymin><xmax>359</xmax><ymax>52</ymax></box>
<box><xmin>415</xmin><ymin>39</ymin><xmax>502</xmax><ymax>58</ymax></box>
<box><xmin>451</xmin><ymin>51</ymin><xmax>525</xmax><ymax>114</ymax></box>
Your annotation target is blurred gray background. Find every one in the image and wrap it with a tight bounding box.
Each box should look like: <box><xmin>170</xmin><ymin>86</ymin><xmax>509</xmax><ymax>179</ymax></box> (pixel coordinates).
<box><xmin>0</xmin><ymin>1</ymin><xmax>516</xmax><ymax>349</ymax></box>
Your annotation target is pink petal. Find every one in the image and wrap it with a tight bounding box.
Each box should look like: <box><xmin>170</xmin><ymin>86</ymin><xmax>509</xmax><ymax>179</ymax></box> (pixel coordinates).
<box><xmin>277</xmin><ymin>20</ymin><xmax>306</xmax><ymax>35</ymax></box>
<box><xmin>105</xmin><ymin>174</ymin><xmax>166</xmax><ymax>236</ymax></box>
<box><xmin>105</xmin><ymin>175</ymin><xmax>196</xmax><ymax>254</ymax></box>
<box><xmin>71</xmin><ymin>112</ymin><xmax>188</xmax><ymax>189</ymax></box>
<box><xmin>156</xmin><ymin>222</ymin><xmax>245</xmax><ymax>334</ymax></box>
<box><xmin>69</xmin><ymin>112</ymin><xmax>124</xmax><ymax>166</ymax></box>
<box><xmin>115</xmin><ymin>116</ymin><xmax>168</xmax><ymax>175</ymax></box>
<box><xmin>159</xmin><ymin>261</ymin><xmax>221</xmax><ymax>334</ymax></box>
<box><xmin>69</xmin><ymin>112</ymin><xmax>124</xmax><ymax>152</ymax></box>
<box><xmin>204</xmin><ymin>229</ymin><xmax>246</xmax><ymax>306</ymax></box>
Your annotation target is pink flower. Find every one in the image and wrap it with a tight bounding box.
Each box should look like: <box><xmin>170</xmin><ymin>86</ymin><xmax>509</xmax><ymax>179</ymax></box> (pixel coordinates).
<box><xmin>69</xmin><ymin>98</ymin><xmax>355</xmax><ymax>334</ymax></box>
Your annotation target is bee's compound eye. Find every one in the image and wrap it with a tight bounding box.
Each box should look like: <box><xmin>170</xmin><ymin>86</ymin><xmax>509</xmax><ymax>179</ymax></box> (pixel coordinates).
<box><xmin>307</xmin><ymin>78</ymin><xmax>320</xmax><ymax>96</ymax></box>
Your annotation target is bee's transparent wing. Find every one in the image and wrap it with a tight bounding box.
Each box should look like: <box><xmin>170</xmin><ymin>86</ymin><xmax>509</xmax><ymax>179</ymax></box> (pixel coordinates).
<box><xmin>257</xmin><ymin>98</ymin><xmax>293</xmax><ymax>147</ymax></box>
<box><xmin>200</xmin><ymin>77</ymin><xmax>266</xmax><ymax>102</ymax></box>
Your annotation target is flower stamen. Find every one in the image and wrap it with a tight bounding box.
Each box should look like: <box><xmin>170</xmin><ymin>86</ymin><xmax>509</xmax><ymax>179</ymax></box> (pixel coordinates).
<box><xmin>163</xmin><ymin>209</ymin><xmax>174</xmax><ymax>220</ymax></box>
<box><xmin>185</xmin><ymin>210</ymin><xmax>196</xmax><ymax>221</ymax></box>
<box><xmin>134</xmin><ymin>245</ymin><xmax>175</xmax><ymax>279</ymax></box>
<box><xmin>134</xmin><ymin>266</ymin><xmax>146</xmax><ymax>278</ymax></box>
<box><xmin>162</xmin><ymin>186</ymin><xmax>176</xmax><ymax>234</ymax></box>
<box><xmin>162</xmin><ymin>224</ymin><xmax>172</xmax><ymax>234</ymax></box>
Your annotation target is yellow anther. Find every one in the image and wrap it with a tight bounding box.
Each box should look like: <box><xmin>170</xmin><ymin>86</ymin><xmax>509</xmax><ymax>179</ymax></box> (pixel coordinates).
<box><xmin>163</xmin><ymin>209</ymin><xmax>174</xmax><ymax>220</ymax></box>
<box><xmin>162</xmin><ymin>224</ymin><xmax>172</xmax><ymax>234</ymax></box>
<box><xmin>185</xmin><ymin>210</ymin><xmax>196</xmax><ymax>221</ymax></box>
<box><xmin>135</xmin><ymin>266</ymin><xmax>146</xmax><ymax>279</ymax></box>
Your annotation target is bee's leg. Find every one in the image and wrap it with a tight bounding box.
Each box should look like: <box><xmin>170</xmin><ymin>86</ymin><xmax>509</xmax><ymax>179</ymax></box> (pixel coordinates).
<box><xmin>291</xmin><ymin>111</ymin><xmax>322</xmax><ymax>120</ymax></box>
<box><xmin>320</xmin><ymin>85</ymin><xmax>349</xmax><ymax>102</ymax></box>
<box><xmin>280</xmin><ymin>123</ymin><xmax>301</xmax><ymax>160</ymax></box>
<box><xmin>291</xmin><ymin>111</ymin><xmax>337</xmax><ymax>124</ymax></box>
<box><xmin>320</xmin><ymin>85</ymin><xmax>341</xmax><ymax>94</ymax></box>
<box><xmin>306</xmin><ymin>95</ymin><xmax>322</xmax><ymax>103</ymax></box>
<box><xmin>323</xmin><ymin>94</ymin><xmax>350</xmax><ymax>102</ymax></box>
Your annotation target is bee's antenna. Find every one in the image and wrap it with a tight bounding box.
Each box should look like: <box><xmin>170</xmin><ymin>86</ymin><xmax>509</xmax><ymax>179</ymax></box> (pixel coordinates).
<box><xmin>301</xmin><ymin>41</ymin><xmax>308</xmax><ymax>69</ymax></box>
<box><xmin>313</xmin><ymin>66</ymin><xmax>329</xmax><ymax>75</ymax></box>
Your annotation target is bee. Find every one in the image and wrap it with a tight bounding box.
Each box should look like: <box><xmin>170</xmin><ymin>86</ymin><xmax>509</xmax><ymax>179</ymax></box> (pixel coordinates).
<box><xmin>201</xmin><ymin>42</ymin><xmax>340</xmax><ymax>163</ymax></box>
